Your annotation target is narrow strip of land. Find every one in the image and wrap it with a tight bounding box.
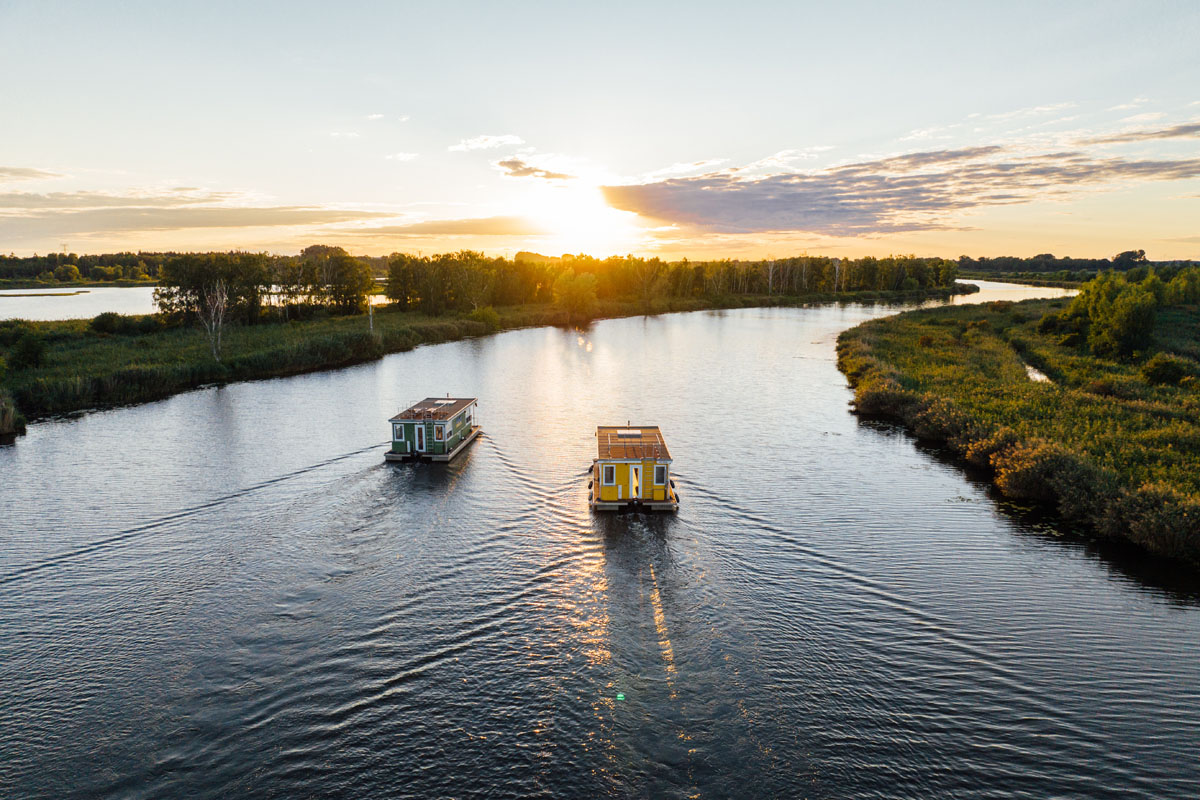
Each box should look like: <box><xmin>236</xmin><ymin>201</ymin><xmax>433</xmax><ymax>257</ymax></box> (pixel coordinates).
<box><xmin>837</xmin><ymin>275</ymin><xmax>1200</xmax><ymax>565</ymax></box>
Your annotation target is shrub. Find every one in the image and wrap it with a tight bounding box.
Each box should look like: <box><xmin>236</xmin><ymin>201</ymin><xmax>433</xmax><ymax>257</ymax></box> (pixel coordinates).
<box><xmin>991</xmin><ymin>441</ymin><xmax>1067</xmax><ymax>502</ymax></box>
<box><xmin>1036</xmin><ymin>313</ymin><xmax>1060</xmax><ymax>333</ymax></box>
<box><xmin>467</xmin><ymin>306</ymin><xmax>501</xmax><ymax>333</ymax></box>
<box><xmin>0</xmin><ymin>320</ymin><xmax>32</xmax><ymax>347</ymax></box>
<box><xmin>90</xmin><ymin>312</ymin><xmax>124</xmax><ymax>334</ymax></box>
<box><xmin>0</xmin><ymin>391</ymin><xmax>25</xmax><ymax>437</ymax></box>
<box><xmin>918</xmin><ymin>334</ymin><xmax>934</xmax><ymax>348</ymax></box>
<box><xmin>1140</xmin><ymin>352</ymin><xmax>1193</xmax><ymax>385</ymax></box>
<box><xmin>963</xmin><ymin>427</ymin><xmax>1020</xmax><ymax>468</ymax></box>
<box><xmin>907</xmin><ymin>397</ymin><xmax>976</xmax><ymax>444</ymax></box>
<box><xmin>137</xmin><ymin>315</ymin><xmax>164</xmax><ymax>334</ymax></box>
<box><xmin>1083</xmin><ymin>379</ymin><xmax>1117</xmax><ymax>397</ymax></box>
<box><xmin>855</xmin><ymin>376</ymin><xmax>918</xmax><ymax>416</ymax></box>
<box><xmin>1105</xmin><ymin>483</ymin><xmax>1200</xmax><ymax>560</ymax></box>
<box><xmin>10</xmin><ymin>333</ymin><xmax>47</xmax><ymax>370</ymax></box>
<box><xmin>1058</xmin><ymin>332</ymin><xmax>1084</xmax><ymax>349</ymax></box>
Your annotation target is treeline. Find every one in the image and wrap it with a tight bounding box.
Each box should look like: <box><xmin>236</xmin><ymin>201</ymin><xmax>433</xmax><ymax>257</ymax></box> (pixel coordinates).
<box><xmin>385</xmin><ymin>251</ymin><xmax>960</xmax><ymax>315</ymax></box>
<box><xmin>0</xmin><ymin>251</ymin><xmax>172</xmax><ymax>282</ymax></box>
<box><xmin>0</xmin><ymin>249</ymin><xmax>393</xmax><ymax>284</ymax></box>
<box><xmin>959</xmin><ymin>249</ymin><xmax>1198</xmax><ymax>281</ymax></box>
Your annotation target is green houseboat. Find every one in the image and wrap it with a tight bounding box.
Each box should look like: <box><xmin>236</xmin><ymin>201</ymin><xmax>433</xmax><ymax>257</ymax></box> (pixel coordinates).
<box><xmin>385</xmin><ymin>397</ymin><xmax>481</xmax><ymax>462</ymax></box>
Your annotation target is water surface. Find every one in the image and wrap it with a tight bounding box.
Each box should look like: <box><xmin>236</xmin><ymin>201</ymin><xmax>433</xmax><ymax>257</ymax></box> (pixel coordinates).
<box><xmin>0</xmin><ymin>286</ymin><xmax>158</xmax><ymax>320</ymax></box>
<box><xmin>3</xmin><ymin>281</ymin><xmax>1197</xmax><ymax>799</ymax></box>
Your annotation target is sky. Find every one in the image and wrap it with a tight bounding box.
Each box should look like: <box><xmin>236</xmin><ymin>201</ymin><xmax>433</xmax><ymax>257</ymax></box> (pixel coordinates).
<box><xmin>1</xmin><ymin>0</ymin><xmax>1199</xmax><ymax>260</ymax></box>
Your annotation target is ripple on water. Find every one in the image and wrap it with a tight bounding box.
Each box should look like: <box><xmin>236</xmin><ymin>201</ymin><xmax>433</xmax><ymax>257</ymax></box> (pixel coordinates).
<box><xmin>1</xmin><ymin>286</ymin><xmax>1197</xmax><ymax>799</ymax></box>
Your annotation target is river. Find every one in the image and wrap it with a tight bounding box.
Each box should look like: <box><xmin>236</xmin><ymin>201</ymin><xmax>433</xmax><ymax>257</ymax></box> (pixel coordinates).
<box><xmin>1</xmin><ymin>281</ymin><xmax>1197</xmax><ymax>798</ymax></box>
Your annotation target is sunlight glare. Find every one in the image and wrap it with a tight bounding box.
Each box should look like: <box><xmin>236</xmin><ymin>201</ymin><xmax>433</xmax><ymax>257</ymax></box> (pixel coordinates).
<box><xmin>522</xmin><ymin>181</ymin><xmax>644</xmax><ymax>257</ymax></box>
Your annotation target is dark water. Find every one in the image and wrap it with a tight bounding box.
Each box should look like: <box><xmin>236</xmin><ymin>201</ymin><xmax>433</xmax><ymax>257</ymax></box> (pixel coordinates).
<box><xmin>2</xmin><ymin>282</ymin><xmax>1197</xmax><ymax>799</ymax></box>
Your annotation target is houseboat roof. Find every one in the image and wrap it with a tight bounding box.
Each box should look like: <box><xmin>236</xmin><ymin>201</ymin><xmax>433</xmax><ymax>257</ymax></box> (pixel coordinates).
<box><xmin>596</xmin><ymin>426</ymin><xmax>672</xmax><ymax>461</ymax></box>
<box><xmin>390</xmin><ymin>397</ymin><xmax>476</xmax><ymax>422</ymax></box>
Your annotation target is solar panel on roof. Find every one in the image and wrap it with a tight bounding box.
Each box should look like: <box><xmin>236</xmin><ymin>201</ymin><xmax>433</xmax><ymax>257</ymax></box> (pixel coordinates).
<box><xmin>616</xmin><ymin>429</ymin><xmax>640</xmax><ymax>437</ymax></box>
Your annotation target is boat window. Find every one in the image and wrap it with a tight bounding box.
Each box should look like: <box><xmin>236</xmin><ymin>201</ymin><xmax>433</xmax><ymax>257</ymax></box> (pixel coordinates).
<box><xmin>602</xmin><ymin>465</ymin><xmax>615</xmax><ymax>485</ymax></box>
<box><xmin>393</xmin><ymin>424</ymin><xmax>404</xmax><ymax>441</ymax></box>
<box><xmin>435</xmin><ymin>426</ymin><xmax>444</xmax><ymax>441</ymax></box>
<box><xmin>654</xmin><ymin>465</ymin><xmax>667</xmax><ymax>485</ymax></box>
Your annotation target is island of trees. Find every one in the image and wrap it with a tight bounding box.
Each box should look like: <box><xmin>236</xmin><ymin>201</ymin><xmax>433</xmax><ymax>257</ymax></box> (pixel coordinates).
<box><xmin>838</xmin><ymin>266</ymin><xmax>1200</xmax><ymax>565</ymax></box>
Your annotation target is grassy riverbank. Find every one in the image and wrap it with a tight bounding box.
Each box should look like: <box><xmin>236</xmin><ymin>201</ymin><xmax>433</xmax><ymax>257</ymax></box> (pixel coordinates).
<box><xmin>837</xmin><ymin>296</ymin><xmax>1200</xmax><ymax>565</ymax></box>
<box><xmin>0</xmin><ymin>283</ymin><xmax>973</xmax><ymax>428</ymax></box>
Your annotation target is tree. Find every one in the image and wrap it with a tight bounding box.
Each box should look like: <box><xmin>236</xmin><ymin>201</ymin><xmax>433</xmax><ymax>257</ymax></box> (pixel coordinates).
<box><xmin>324</xmin><ymin>252</ymin><xmax>375</xmax><ymax>313</ymax></box>
<box><xmin>1112</xmin><ymin>249</ymin><xmax>1147</xmax><ymax>270</ymax></box>
<box><xmin>385</xmin><ymin>253</ymin><xmax>420</xmax><ymax>309</ymax></box>
<box><xmin>197</xmin><ymin>279</ymin><xmax>228</xmax><ymax>362</ymax></box>
<box><xmin>53</xmin><ymin>264</ymin><xmax>81</xmax><ymax>282</ymax></box>
<box><xmin>1086</xmin><ymin>283</ymin><xmax>1156</xmax><ymax>357</ymax></box>
<box><xmin>553</xmin><ymin>271</ymin><xmax>597</xmax><ymax>322</ymax></box>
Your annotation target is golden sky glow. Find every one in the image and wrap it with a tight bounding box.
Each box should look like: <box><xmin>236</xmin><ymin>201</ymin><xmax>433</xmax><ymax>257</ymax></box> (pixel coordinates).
<box><xmin>1</xmin><ymin>2</ymin><xmax>1198</xmax><ymax>260</ymax></box>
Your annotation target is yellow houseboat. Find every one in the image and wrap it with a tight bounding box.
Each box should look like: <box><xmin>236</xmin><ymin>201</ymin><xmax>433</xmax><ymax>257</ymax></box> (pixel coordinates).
<box><xmin>590</xmin><ymin>426</ymin><xmax>679</xmax><ymax>511</ymax></box>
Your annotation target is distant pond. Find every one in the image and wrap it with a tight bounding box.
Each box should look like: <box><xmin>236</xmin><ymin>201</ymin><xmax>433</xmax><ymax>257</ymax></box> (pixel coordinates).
<box><xmin>0</xmin><ymin>286</ymin><xmax>158</xmax><ymax>320</ymax></box>
<box><xmin>0</xmin><ymin>285</ymin><xmax>390</xmax><ymax>321</ymax></box>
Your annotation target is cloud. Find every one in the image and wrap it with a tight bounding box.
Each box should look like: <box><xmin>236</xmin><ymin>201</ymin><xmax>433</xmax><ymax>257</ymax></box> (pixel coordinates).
<box><xmin>641</xmin><ymin>158</ymin><xmax>730</xmax><ymax>180</ymax></box>
<box><xmin>0</xmin><ymin>189</ymin><xmax>241</xmax><ymax>210</ymax></box>
<box><xmin>329</xmin><ymin>131</ymin><xmax>360</xmax><ymax>139</ymax></box>
<box><xmin>1082</xmin><ymin>121</ymin><xmax>1200</xmax><ymax>145</ymax></box>
<box><xmin>0</xmin><ymin>186</ymin><xmax>389</xmax><ymax>242</ymax></box>
<box><xmin>1121</xmin><ymin>112</ymin><xmax>1166</xmax><ymax>123</ymax></box>
<box><xmin>385</xmin><ymin>152</ymin><xmax>419</xmax><ymax>161</ymax></box>
<box><xmin>493</xmin><ymin>157</ymin><xmax>572</xmax><ymax>180</ymax></box>
<box><xmin>0</xmin><ymin>206</ymin><xmax>390</xmax><ymax>240</ymax></box>
<box><xmin>601</xmin><ymin>145</ymin><xmax>1200</xmax><ymax>236</ymax></box>
<box><xmin>366</xmin><ymin>113</ymin><xmax>384</xmax><ymax>120</ymax></box>
<box><xmin>1109</xmin><ymin>97</ymin><xmax>1151</xmax><ymax>111</ymax></box>
<box><xmin>0</xmin><ymin>166</ymin><xmax>61</xmax><ymax>183</ymax></box>
<box><xmin>349</xmin><ymin>215</ymin><xmax>548</xmax><ymax>237</ymax></box>
<box><xmin>448</xmin><ymin>134</ymin><xmax>524</xmax><ymax>152</ymax></box>
<box><xmin>984</xmin><ymin>102</ymin><xmax>1077</xmax><ymax>121</ymax></box>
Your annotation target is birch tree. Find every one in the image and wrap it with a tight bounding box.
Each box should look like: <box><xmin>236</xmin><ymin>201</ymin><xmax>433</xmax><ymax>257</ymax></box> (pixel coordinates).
<box><xmin>198</xmin><ymin>279</ymin><xmax>228</xmax><ymax>362</ymax></box>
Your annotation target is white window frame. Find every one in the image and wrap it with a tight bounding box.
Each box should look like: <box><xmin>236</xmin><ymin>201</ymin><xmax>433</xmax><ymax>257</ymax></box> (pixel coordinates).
<box><xmin>434</xmin><ymin>425</ymin><xmax>445</xmax><ymax>442</ymax></box>
<box><xmin>654</xmin><ymin>465</ymin><xmax>667</xmax><ymax>485</ymax></box>
<box><xmin>602</xmin><ymin>464</ymin><xmax>616</xmax><ymax>485</ymax></box>
<box><xmin>393</xmin><ymin>424</ymin><xmax>405</xmax><ymax>441</ymax></box>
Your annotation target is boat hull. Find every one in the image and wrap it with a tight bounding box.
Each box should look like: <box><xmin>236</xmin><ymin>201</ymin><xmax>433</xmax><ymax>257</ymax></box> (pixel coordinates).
<box><xmin>385</xmin><ymin>426</ymin><xmax>481</xmax><ymax>462</ymax></box>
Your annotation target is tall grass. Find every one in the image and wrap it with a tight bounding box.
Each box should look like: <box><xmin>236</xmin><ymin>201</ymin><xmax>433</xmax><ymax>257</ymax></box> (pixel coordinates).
<box><xmin>837</xmin><ymin>298</ymin><xmax>1200</xmax><ymax>564</ymax></box>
